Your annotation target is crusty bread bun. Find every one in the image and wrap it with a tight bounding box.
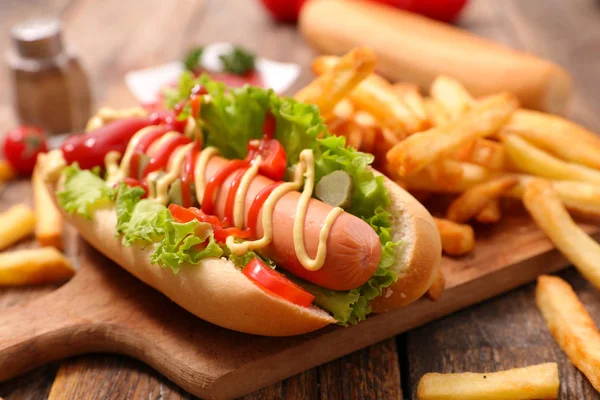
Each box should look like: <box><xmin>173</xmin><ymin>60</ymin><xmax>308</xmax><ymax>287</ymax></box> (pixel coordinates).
<box><xmin>48</xmin><ymin>168</ymin><xmax>440</xmax><ymax>335</ymax></box>
<box><xmin>300</xmin><ymin>0</ymin><xmax>572</xmax><ymax>115</ymax></box>
<box><xmin>370</xmin><ymin>173</ymin><xmax>441</xmax><ymax>312</ymax></box>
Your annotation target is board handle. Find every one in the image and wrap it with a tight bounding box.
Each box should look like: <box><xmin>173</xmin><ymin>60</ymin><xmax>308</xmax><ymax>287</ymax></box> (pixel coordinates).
<box><xmin>0</xmin><ymin>288</ymin><xmax>106</xmax><ymax>383</ymax></box>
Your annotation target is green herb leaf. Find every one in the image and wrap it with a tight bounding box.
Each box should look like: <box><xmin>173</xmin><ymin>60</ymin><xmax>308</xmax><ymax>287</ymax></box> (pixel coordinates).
<box><xmin>183</xmin><ymin>47</ymin><xmax>204</xmax><ymax>72</ymax></box>
<box><xmin>219</xmin><ymin>46</ymin><xmax>256</xmax><ymax>75</ymax></box>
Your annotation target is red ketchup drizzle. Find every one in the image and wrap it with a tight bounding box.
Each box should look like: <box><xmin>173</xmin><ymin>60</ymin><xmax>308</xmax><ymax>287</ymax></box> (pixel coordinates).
<box><xmin>142</xmin><ymin>135</ymin><xmax>192</xmax><ymax>178</ymax></box>
<box><xmin>180</xmin><ymin>147</ymin><xmax>199</xmax><ymax>208</ymax></box>
<box><xmin>246</xmin><ymin>181</ymin><xmax>282</xmax><ymax>236</ymax></box>
<box><xmin>223</xmin><ymin>167</ymin><xmax>250</xmax><ymax>226</ymax></box>
<box><xmin>201</xmin><ymin>159</ymin><xmax>250</xmax><ymax>216</ymax></box>
<box><xmin>129</xmin><ymin>126</ymin><xmax>169</xmax><ymax>178</ymax></box>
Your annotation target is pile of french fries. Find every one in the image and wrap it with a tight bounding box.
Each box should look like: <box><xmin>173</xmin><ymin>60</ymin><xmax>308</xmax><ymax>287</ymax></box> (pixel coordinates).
<box><xmin>0</xmin><ymin>158</ymin><xmax>73</xmax><ymax>286</ymax></box>
<box><xmin>298</xmin><ymin>47</ymin><xmax>600</xmax><ymax>399</ymax></box>
<box><xmin>297</xmin><ymin>48</ymin><xmax>600</xmax><ymax>258</ymax></box>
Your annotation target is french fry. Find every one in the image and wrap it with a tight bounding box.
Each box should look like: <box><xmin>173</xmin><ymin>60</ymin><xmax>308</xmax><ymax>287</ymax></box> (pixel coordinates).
<box><xmin>423</xmin><ymin>98</ymin><xmax>451</xmax><ymax>127</ymax></box>
<box><xmin>468</xmin><ymin>138</ymin><xmax>506</xmax><ymax>170</ymax></box>
<box><xmin>509</xmin><ymin>176</ymin><xmax>600</xmax><ymax>217</ymax></box>
<box><xmin>523</xmin><ymin>179</ymin><xmax>600</xmax><ymax>289</ymax></box>
<box><xmin>400</xmin><ymin>162</ymin><xmax>493</xmax><ymax>193</ymax></box>
<box><xmin>430</xmin><ymin>75</ymin><xmax>474</xmax><ymax>120</ymax></box>
<box><xmin>351</xmin><ymin>111</ymin><xmax>378</xmax><ymax>154</ymax></box>
<box><xmin>387</xmin><ymin>93</ymin><xmax>518</xmax><ymax>176</ymax></box>
<box><xmin>425</xmin><ymin>268</ymin><xmax>445</xmax><ymax>302</ymax></box>
<box><xmin>502</xmin><ymin>109</ymin><xmax>600</xmax><ymax>169</ymax></box>
<box><xmin>502</xmin><ymin>133</ymin><xmax>600</xmax><ymax>186</ymax></box>
<box><xmin>475</xmin><ymin>200</ymin><xmax>501</xmax><ymax>224</ymax></box>
<box><xmin>331</xmin><ymin>98</ymin><xmax>355</xmax><ymax>121</ymax></box>
<box><xmin>434</xmin><ymin>218</ymin><xmax>475</xmax><ymax>256</ymax></box>
<box><xmin>417</xmin><ymin>363</ymin><xmax>559</xmax><ymax>400</ymax></box>
<box><xmin>311</xmin><ymin>55</ymin><xmax>426</xmax><ymax>135</ymax></box>
<box><xmin>0</xmin><ymin>204</ymin><xmax>36</xmax><ymax>250</ymax></box>
<box><xmin>391</xmin><ymin>83</ymin><xmax>428</xmax><ymax>122</ymax></box>
<box><xmin>0</xmin><ymin>160</ymin><xmax>15</xmax><ymax>181</ymax></box>
<box><xmin>447</xmin><ymin>176</ymin><xmax>518</xmax><ymax>223</ymax></box>
<box><xmin>0</xmin><ymin>247</ymin><xmax>74</xmax><ymax>286</ymax></box>
<box><xmin>451</xmin><ymin>139</ymin><xmax>477</xmax><ymax>162</ymax></box>
<box><xmin>295</xmin><ymin>47</ymin><xmax>376</xmax><ymax>117</ymax></box>
<box><xmin>536</xmin><ymin>275</ymin><xmax>600</xmax><ymax>392</ymax></box>
<box><xmin>424</xmin><ymin>159</ymin><xmax>464</xmax><ymax>191</ymax></box>
<box><xmin>33</xmin><ymin>160</ymin><xmax>63</xmax><ymax>249</ymax></box>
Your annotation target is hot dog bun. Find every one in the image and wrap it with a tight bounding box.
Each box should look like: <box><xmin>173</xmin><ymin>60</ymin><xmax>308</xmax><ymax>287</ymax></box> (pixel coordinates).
<box><xmin>47</xmin><ymin>168</ymin><xmax>440</xmax><ymax>336</ymax></box>
<box><xmin>300</xmin><ymin>0</ymin><xmax>572</xmax><ymax>115</ymax></box>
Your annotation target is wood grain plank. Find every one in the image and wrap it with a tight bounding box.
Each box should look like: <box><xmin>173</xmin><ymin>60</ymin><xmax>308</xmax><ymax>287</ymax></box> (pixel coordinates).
<box><xmin>406</xmin><ymin>268</ymin><xmax>600</xmax><ymax>399</ymax></box>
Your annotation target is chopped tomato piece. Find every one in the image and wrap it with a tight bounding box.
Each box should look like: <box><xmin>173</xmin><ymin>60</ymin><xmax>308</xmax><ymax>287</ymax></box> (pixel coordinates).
<box><xmin>246</xmin><ymin>138</ymin><xmax>287</xmax><ymax>181</ymax></box>
<box><xmin>242</xmin><ymin>258</ymin><xmax>314</xmax><ymax>307</ymax></box>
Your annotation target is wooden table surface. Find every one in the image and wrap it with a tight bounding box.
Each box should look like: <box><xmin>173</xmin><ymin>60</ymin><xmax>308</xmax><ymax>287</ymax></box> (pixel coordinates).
<box><xmin>1</xmin><ymin>0</ymin><xmax>600</xmax><ymax>398</ymax></box>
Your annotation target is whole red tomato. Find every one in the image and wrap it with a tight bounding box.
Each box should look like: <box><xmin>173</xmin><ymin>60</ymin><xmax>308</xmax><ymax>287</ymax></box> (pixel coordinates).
<box><xmin>259</xmin><ymin>0</ymin><xmax>306</xmax><ymax>22</ymax></box>
<box><xmin>3</xmin><ymin>125</ymin><xmax>48</xmax><ymax>175</ymax></box>
<box><xmin>370</xmin><ymin>0</ymin><xmax>468</xmax><ymax>22</ymax></box>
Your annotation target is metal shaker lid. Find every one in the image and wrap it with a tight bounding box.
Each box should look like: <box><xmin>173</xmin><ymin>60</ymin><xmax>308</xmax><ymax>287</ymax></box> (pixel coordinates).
<box><xmin>11</xmin><ymin>18</ymin><xmax>64</xmax><ymax>59</ymax></box>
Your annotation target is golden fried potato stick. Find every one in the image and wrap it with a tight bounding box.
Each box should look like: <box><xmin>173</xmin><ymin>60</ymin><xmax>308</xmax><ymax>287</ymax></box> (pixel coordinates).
<box><xmin>509</xmin><ymin>175</ymin><xmax>600</xmax><ymax>217</ymax></box>
<box><xmin>502</xmin><ymin>133</ymin><xmax>600</xmax><ymax>186</ymax></box>
<box><xmin>0</xmin><ymin>204</ymin><xmax>35</xmax><ymax>250</ymax></box>
<box><xmin>475</xmin><ymin>200</ymin><xmax>501</xmax><ymax>224</ymax></box>
<box><xmin>502</xmin><ymin>109</ymin><xmax>600</xmax><ymax>169</ymax></box>
<box><xmin>0</xmin><ymin>160</ymin><xmax>15</xmax><ymax>181</ymax></box>
<box><xmin>524</xmin><ymin>179</ymin><xmax>600</xmax><ymax>289</ymax></box>
<box><xmin>387</xmin><ymin>92</ymin><xmax>518</xmax><ymax>176</ymax></box>
<box><xmin>390</xmin><ymin>82</ymin><xmax>428</xmax><ymax>121</ymax></box>
<box><xmin>425</xmin><ymin>268</ymin><xmax>445</xmax><ymax>302</ymax></box>
<box><xmin>399</xmin><ymin>162</ymin><xmax>493</xmax><ymax>193</ymax></box>
<box><xmin>423</xmin><ymin>98</ymin><xmax>451</xmax><ymax>127</ymax></box>
<box><xmin>430</xmin><ymin>75</ymin><xmax>475</xmax><ymax>120</ymax></box>
<box><xmin>434</xmin><ymin>217</ymin><xmax>475</xmax><ymax>256</ymax></box>
<box><xmin>424</xmin><ymin>159</ymin><xmax>464</xmax><ymax>191</ymax></box>
<box><xmin>537</xmin><ymin>275</ymin><xmax>600</xmax><ymax>392</ymax></box>
<box><xmin>447</xmin><ymin>176</ymin><xmax>518</xmax><ymax>223</ymax></box>
<box><xmin>0</xmin><ymin>247</ymin><xmax>74</xmax><ymax>286</ymax></box>
<box><xmin>468</xmin><ymin>139</ymin><xmax>506</xmax><ymax>171</ymax></box>
<box><xmin>417</xmin><ymin>363</ymin><xmax>559</xmax><ymax>400</ymax></box>
<box><xmin>295</xmin><ymin>48</ymin><xmax>376</xmax><ymax>118</ymax></box>
<box><xmin>33</xmin><ymin>159</ymin><xmax>63</xmax><ymax>249</ymax></box>
<box><xmin>311</xmin><ymin>54</ymin><xmax>427</xmax><ymax>135</ymax></box>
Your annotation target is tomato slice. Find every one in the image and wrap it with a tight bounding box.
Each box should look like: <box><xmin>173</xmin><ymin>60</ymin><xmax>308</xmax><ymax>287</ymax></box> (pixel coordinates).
<box><xmin>242</xmin><ymin>258</ymin><xmax>314</xmax><ymax>307</ymax></box>
<box><xmin>168</xmin><ymin>204</ymin><xmax>250</xmax><ymax>243</ymax></box>
<box><xmin>246</xmin><ymin>138</ymin><xmax>287</xmax><ymax>181</ymax></box>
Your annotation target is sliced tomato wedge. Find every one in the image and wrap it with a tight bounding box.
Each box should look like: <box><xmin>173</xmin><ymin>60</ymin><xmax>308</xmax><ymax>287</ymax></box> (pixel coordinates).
<box><xmin>168</xmin><ymin>204</ymin><xmax>250</xmax><ymax>243</ymax></box>
<box><xmin>242</xmin><ymin>258</ymin><xmax>315</xmax><ymax>307</ymax></box>
<box><xmin>246</xmin><ymin>138</ymin><xmax>287</xmax><ymax>181</ymax></box>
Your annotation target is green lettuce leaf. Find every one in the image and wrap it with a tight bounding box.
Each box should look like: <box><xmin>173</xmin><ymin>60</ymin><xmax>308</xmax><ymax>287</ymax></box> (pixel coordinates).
<box><xmin>229</xmin><ymin>249</ymin><xmax>276</xmax><ymax>269</ymax></box>
<box><xmin>115</xmin><ymin>184</ymin><xmax>146</xmax><ymax>235</ymax></box>
<box><xmin>151</xmin><ymin>220</ymin><xmax>223</xmax><ymax>274</ymax></box>
<box><xmin>121</xmin><ymin>200</ymin><xmax>172</xmax><ymax>246</ymax></box>
<box><xmin>57</xmin><ymin>164</ymin><xmax>116</xmax><ymax>219</ymax></box>
<box><xmin>167</xmin><ymin>75</ymin><xmax>400</xmax><ymax>324</ymax></box>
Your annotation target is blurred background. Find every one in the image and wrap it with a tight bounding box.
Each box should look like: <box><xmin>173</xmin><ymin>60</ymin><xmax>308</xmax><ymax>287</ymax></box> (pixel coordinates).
<box><xmin>1</xmin><ymin>0</ymin><xmax>598</xmax><ymax>136</ymax></box>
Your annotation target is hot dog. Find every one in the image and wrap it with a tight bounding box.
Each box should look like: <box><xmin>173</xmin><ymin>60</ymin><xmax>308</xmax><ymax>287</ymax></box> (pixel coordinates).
<box><xmin>40</xmin><ymin>71</ymin><xmax>441</xmax><ymax>336</ymax></box>
<box><xmin>205</xmin><ymin>155</ymin><xmax>381</xmax><ymax>291</ymax></box>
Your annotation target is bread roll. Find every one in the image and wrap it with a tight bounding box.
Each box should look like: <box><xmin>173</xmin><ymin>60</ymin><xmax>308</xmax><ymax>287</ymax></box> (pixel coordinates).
<box><xmin>300</xmin><ymin>0</ymin><xmax>572</xmax><ymax>115</ymax></box>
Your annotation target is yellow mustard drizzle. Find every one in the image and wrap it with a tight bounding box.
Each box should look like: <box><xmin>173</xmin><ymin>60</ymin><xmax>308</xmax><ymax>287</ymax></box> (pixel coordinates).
<box><xmin>194</xmin><ymin>147</ymin><xmax>220</xmax><ymax>204</ymax></box>
<box><xmin>116</xmin><ymin>125</ymin><xmax>165</xmax><ymax>179</ymax></box>
<box><xmin>226</xmin><ymin>149</ymin><xmax>343</xmax><ymax>272</ymax></box>
<box><xmin>104</xmin><ymin>151</ymin><xmax>121</xmax><ymax>182</ymax></box>
<box><xmin>233</xmin><ymin>156</ymin><xmax>262</xmax><ymax>229</ymax></box>
<box><xmin>151</xmin><ymin>143</ymin><xmax>195</xmax><ymax>205</ymax></box>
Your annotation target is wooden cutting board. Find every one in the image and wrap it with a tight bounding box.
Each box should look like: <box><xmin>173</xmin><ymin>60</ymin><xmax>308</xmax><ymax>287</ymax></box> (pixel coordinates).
<box><xmin>0</xmin><ymin>191</ymin><xmax>597</xmax><ymax>399</ymax></box>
